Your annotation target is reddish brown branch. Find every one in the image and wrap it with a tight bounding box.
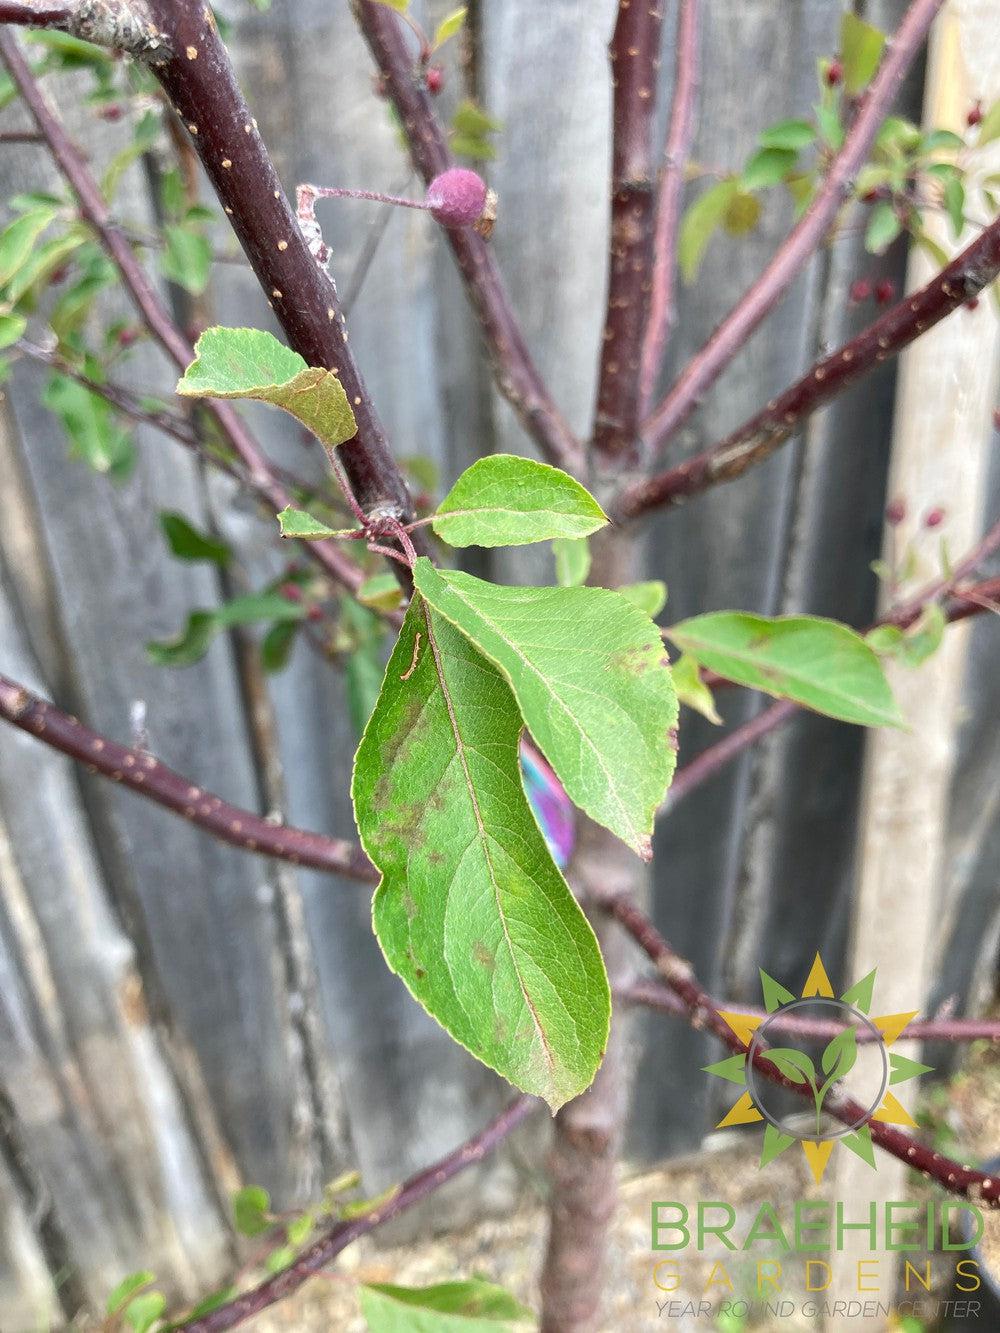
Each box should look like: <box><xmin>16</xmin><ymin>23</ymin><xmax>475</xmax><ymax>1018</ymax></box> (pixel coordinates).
<box><xmin>136</xmin><ymin>0</ymin><xmax>423</xmax><ymax>557</ymax></box>
<box><xmin>602</xmin><ymin>894</ymin><xmax>1000</xmax><ymax>1206</ymax></box>
<box><xmin>0</xmin><ymin>674</ymin><xmax>378</xmax><ymax>884</ymax></box>
<box><xmin>351</xmin><ymin>0</ymin><xmax>582</xmax><ymax>475</ymax></box>
<box><xmin>661</xmin><ymin>568</ymin><xmax>1000</xmax><ymax>814</ymax></box>
<box><xmin>638</xmin><ymin>0</ymin><xmax>699</xmax><ymax>416</ymax></box>
<box><xmin>618</xmin><ymin>216</ymin><xmax>1000</xmax><ymax>519</ymax></box>
<box><xmin>591</xmin><ymin>0</ymin><xmax>664</xmax><ymax>463</ymax></box>
<box><xmin>0</xmin><ymin>2</ymin><xmax>71</xmax><ymax>24</ymax></box>
<box><xmin>618</xmin><ymin>979</ymin><xmax>1000</xmax><ymax>1043</ymax></box>
<box><xmin>640</xmin><ymin>0</ymin><xmax>945</xmax><ymax>460</ymax></box>
<box><xmin>172</xmin><ymin>1095</ymin><xmax>536</xmax><ymax>1333</ymax></box>
<box><xmin>0</xmin><ymin>31</ymin><xmax>373</xmax><ymax>598</ymax></box>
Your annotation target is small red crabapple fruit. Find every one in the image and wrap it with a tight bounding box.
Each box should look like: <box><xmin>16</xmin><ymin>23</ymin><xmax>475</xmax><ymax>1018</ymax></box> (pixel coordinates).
<box><xmin>279</xmin><ymin>582</ymin><xmax>303</xmax><ymax>603</ymax></box>
<box><xmin>967</xmin><ymin>101</ymin><xmax>983</xmax><ymax>127</ymax></box>
<box><xmin>875</xmin><ymin>278</ymin><xmax>895</xmax><ymax>305</ymax></box>
<box><xmin>99</xmin><ymin>104</ymin><xmax>124</xmax><ymax>122</ymax></box>
<box><xmin>307</xmin><ymin>606</ymin><xmax>323</xmax><ymax>623</ymax></box>
<box><xmin>885</xmin><ymin>497</ymin><xmax>907</xmax><ymax>527</ymax></box>
<box><xmin>117</xmin><ymin>326</ymin><xmax>141</xmax><ymax>348</ymax></box>
<box><xmin>965</xmin><ymin>296</ymin><xmax>980</xmax><ymax>311</ymax></box>
<box><xmin>825</xmin><ymin>58</ymin><xmax>843</xmax><ymax>87</ymax></box>
<box><xmin>425</xmin><ymin>168</ymin><xmax>488</xmax><ymax>228</ymax></box>
<box><xmin>850</xmin><ymin>279</ymin><xmax>872</xmax><ymax>303</ymax></box>
<box><xmin>425</xmin><ymin>66</ymin><xmax>444</xmax><ymax>95</ymax></box>
<box><xmin>924</xmin><ymin>506</ymin><xmax>946</xmax><ymax>529</ymax></box>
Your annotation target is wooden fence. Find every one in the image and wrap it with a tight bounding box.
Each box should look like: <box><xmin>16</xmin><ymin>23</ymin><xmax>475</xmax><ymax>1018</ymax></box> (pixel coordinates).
<box><xmin>0</xmin><ymin>0</ymin><xmax>997</xmax><ymax>1324</ymax></box>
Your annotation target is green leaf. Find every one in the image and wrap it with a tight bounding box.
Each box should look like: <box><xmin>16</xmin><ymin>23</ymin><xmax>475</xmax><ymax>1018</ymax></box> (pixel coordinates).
<box><xmin>161</xmin><ymin>223</ymin><xmax>212</xmax><ymax>296</ymax></box>
<box><xmin>552</xmin><ymin>536</ymin><xmax>591</xmax><ymax>588</ymax></box>
<box><xmin>276</xmin><ymin>505</ymin><xmax>347</xmax><ymax>540</ymax></box>
<box><xmin>265</xmin><ymin>1245</ymin><xmax>296</xmax><ymax>1273</ymax></box>
<box><xmin>432</xmin><ymin>455</ymin><xmax>607</xmax><ymax>548</ymax></box>
<box><xmin>840</xmin><ymin>12</ymin><xmax>886</xmax><ymax>94</ymax></box>
<box><xmin>412</xmin><ymin>561</ymin><xmax>677</xmax><ymax>858</ymax></box>
<box><xmin>0</xmin><ymin>207</ymin><xmax>57</xmax><ymax>288</ymax></box>
<box><xmin>978</xmin><ymin>99</ymin><xmax>1000</xmax><ymax>147</ymax></box>
<box><xmin>666</xmin><ymin>612</ymin><xmax>903</xmax><ymax>728</ymax></box>
<box><xmin>0</xmin><ymin>312</ymin><xmax>25</xmax><ymax>349</ymax></box>
<box><xmin>944</xmin><ymin>175</ymin><xmax>965</xmax><ymax>239</ymax></box>
<box><xmin>617</xmin><ymin>581</ymin><xmax>667</xmax><ymax>618</ymax></box>
<box><xmin>722</xmin><ymin>191</ymin><xmax>761</xmax><ymax>236</ymax></box>
<box><xmin>6</xmin><ymin>230</ymin><xmax>84</xmax><ymax>305</ymax></box>
<box><xmin>148</xmin><ymin>593</ymin><xmax>304</xmax><ymax>668</ymax></box>
<box><xmin>678</xmin><ymin>179</ymin><xmax>738</xmax><ymax>284</ymax></box>
<box><xmin>815</xmin><ymin>101</ymin><xmax>844</xmax><ymax>151</ymax></box>
<box><xmin>921</xmin><ymin>129</ymin><xmax>964</xmax><ymax>153</ymax></box>
<box><xmin>357</xmin><ymin>573</ymin><xmax>404</xmax><ymax>612</ymax></box>
<box><xmin>233</xmin><ymin>1185</ymin><xmax>271</xmax><ymax>1237</ymax></box>
<box><xmin>867</xmin><ymin>603</ymin><xmax>945</xmax><ymax>668</ymax></box>
<box><xmin>785</xmin><ymin>172</ymin><xmax>815</xmax><ymax>217</ymax></box>
<box><xmin>759</xmin><ymin>119</ymin><xmax>816</xmax><ymax>151</ymax></box>
<box><xmin>433</xmin><ymin>7</ymin><xmax>467</xmax><ymax>49</ymax></box>
<box><xmin>359</xmin><ymin>1278</ymin><xmax>533</xmax><ymax>1332</ymax></box>
<box><xmin>452</xmin><ymin>100</ymin><xmax>502</xmax><ymax>138</ymax></box>
<box><xmin>341</xmin><ymin>598</ymin><xmax>386</xmax><ymax>736</ymax></box>
<box><xmin>763</xmin><ymin>1047</ymin><xmax>816</xmax><ymax>1086</ymax></box>
<box><xmin>261</xmin><ymin>620</ymin><xmax>299</xmax><ymax>673</ymax></box>
<box><xmin>159</xmin><ymin>511</ymin><xmax>230</xmax><ymax>565</ymax></box>
<box><xmin>42</xmin><ymin>374</ymin><xmax>134</xmax><ymax>479</ymax></box>
<box><xmin>741</xmin><ymin>147</ymin><xmax>797</xmax><ymax>191</ymax></box>
<box><xmin>672</xmin><ymin>653</ymin><xmax>721</xmax><ymax>725</ymax></box>
<box><xmin>375</xmin><ymin>0</ymin><xmax>409</xmax><ymax>11</ymax></box>
<box><xmin>180</xmin><ymin>1288</ymin><xmax>237</xmax><ymax>1322</ymax></box>
<box><xmin>177</xmin><ymin>327</ymin><xmax>357</xmax><ymax>450</ymax></box>
<box><xmin>864</xmin><ymin>201</ymin><xmax>901</xmax><ymax>255</ymax></box>
<box><xmin>107</xmin><ymin>1272</ymin><xmax>156</xmax><ymax>1316</ymax></box>
<box><xmin>352</xmin><ymin>595</ymin><xmax>610</xmax><ymax>1109</ymax></box>
<box><xmin>451</xmin><ymin>100</ymin><xmax>502</xmax><ymax>160</ymax></box>
<box><xmin>286</xmin><ymin>1212</ymin><xmax>314</xmax><ymax>1247</ymax></box>
<box><xmin>124</xmin><ymin>1291</ymin><xmax>167</xmax><ymax>1333</ymax></box>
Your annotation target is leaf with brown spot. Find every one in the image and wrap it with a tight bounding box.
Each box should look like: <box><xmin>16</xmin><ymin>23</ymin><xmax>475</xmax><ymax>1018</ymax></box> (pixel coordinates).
<box><xmin>352</xmin><ymin>594</ymin><xmax>609</xmax><ymax>1110</ymax></box>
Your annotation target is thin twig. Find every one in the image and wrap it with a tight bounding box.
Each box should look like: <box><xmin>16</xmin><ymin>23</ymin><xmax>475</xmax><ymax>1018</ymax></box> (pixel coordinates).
<box><xmin>0</xmin><ymin>2</ymin><xmax>71</xmax><ymax>24</ymax></box>
<box><xmin>16</xmin><ymin>339</ymin><xmax>205</xmax><ymax>454</ymax></box>
<box><xmin>638</xmin><ymin>0</ymin><xmax>699</xmax><ymax>416</ymax></box>
<box><xmin>171</xmin><ymin>1095</ymin><xmax>537</xmax><ymax>1333</ymax></box>
<box><xmin>591</xmin><ymin>0</ymin><xmax>664</xmax><ymax>463</ymax></box>
<box><xmin>601</xmin><ymin>893</ymin><xmax>1000</xmax><ymax>1206</ymax></box>
<box><xmin>618</xmin><ymin>215</ymin><xmax>1000</xmax><ymax>519</ymax></box>
<box><xmin>0</xmin><ymin>673</ymin><xmax>378</xmax><ymax>883</ymax></box>
<box><xmin>351</xmin><ymin>0</ymin><xmax>583</xmax><ymax>475</ymax></box>
<box><xmin>617</xmin><ymin>979</ymin><xmax>1000</xmax><ymax>1043</ymax></box>
<box><xmin>640</xmin><ymin>0</ymin><xmax>945</xmax><ymax>460</ymax></box>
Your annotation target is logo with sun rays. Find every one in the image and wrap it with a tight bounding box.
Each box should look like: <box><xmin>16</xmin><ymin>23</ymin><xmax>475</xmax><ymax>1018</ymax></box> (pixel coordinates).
<box><xmin>704</xmin><ymin>954</ymin><xmax>931</xmax><ymax>1184</ymax></box>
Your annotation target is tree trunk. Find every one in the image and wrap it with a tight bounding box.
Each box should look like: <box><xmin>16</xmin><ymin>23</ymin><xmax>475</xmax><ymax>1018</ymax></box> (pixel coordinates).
<box><xmin>539</xmin><ymin>529</ymin><xmax>648</xmax><ymax>1331</ymax></box>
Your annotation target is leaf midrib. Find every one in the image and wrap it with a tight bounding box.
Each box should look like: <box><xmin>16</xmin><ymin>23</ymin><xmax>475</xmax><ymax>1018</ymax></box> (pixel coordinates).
<box><xmin>426</xmin><ymin>577</ymin><xmax>639</xmax><ymax>845</ymax></box>
<box><xmin>419</xmin><ymin>598</ymin><xmax>556</xmax><ymax>1084</ymax></box>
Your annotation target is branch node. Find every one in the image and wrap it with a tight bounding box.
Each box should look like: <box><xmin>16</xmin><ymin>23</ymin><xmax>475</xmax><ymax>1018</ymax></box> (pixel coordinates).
<box><xmin>67</xmin><ymin>1</ymin><xmax>166</xmax><ymax>60</ymax></box>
